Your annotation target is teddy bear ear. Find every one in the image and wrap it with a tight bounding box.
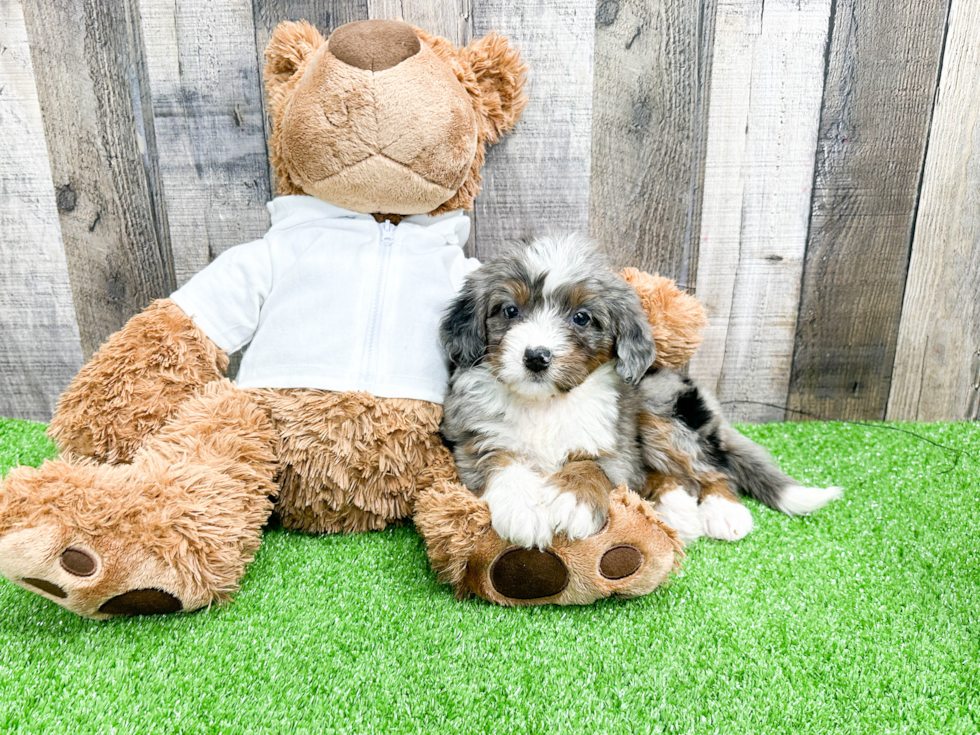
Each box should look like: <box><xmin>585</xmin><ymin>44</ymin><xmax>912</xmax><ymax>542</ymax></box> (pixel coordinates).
<box><xmin>459</xmin><ymin>32</ymin><xmax>529</xmax><ymax>143</ymax></box>
<box><xmin>264</xmin><ymin>20</ymin><xmax>326</xmax><ymax>118</ymax></box>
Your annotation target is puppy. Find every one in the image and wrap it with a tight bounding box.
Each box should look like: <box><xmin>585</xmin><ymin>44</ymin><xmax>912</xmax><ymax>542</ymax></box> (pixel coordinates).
<box><xmin>439</xmin><ymin>234</ymin><xmax>841</xmax><ymax>548</ymax></box>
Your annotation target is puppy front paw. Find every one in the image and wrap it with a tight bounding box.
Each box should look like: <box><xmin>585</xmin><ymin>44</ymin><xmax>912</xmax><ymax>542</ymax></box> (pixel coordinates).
<box><xmin>548</xmin><ymin>492</ymin><xmax>605</xmax><ymax>541</ymax></box>
<box><xmin>488</xmin><ymin>498</ymin><xmax>554</xmax><ymax>549</ymax></box>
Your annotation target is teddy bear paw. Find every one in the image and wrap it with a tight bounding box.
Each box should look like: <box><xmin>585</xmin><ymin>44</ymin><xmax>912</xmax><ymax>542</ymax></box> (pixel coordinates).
<box><xmin>0</xmin><ymin>523</ymin><xmax>190</xmax><ymax>619</ymax></box>
<box><xmin>478</xmin><ymin>487</ymin><xmax>683</xmax><ymax>605</ymax></box>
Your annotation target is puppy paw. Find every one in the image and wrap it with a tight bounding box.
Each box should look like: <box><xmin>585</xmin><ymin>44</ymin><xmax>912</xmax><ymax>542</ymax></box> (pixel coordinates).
<box><xmin>655</xmin><ymin>488</ymin><xmax>703</xmax><ymax>543</ymax></box>
<box><xmin>699</xmin><ymin>495</ymin><xmax>754</xmax><ymax>541</ymax></box>
<box><xmin>776</xmin><ymin>485</ymin><xmax>844</xmax><ymax>515</ymax></box>
<box><xmin>488</xmin><ymin>498</ymin><xmax>554</xmax><ymax>549</ymax></box>
<box><xmin>548</xmin><ymin>492</ymin><xmax>605</xmax><ymax>541</ymax></box>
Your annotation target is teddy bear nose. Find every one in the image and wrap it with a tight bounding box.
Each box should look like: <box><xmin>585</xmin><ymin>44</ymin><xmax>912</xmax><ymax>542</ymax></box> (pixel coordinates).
<box><xmin>328</xmin><ymin>19</ymin><xmax>421</xmax><ymax>71</ymax></box>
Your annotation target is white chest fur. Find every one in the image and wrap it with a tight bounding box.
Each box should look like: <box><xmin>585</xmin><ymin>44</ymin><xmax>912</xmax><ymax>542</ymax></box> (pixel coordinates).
<box><xmin>472</xmin><ymin>362</ymin><xmax>622</xmax><ymax>474</ymax></box>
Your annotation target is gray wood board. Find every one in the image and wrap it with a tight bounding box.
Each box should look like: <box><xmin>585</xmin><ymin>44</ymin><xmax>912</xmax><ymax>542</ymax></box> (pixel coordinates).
<box><xmin>469</xmin><ymin>0</ymin><xmax>597</xmax><ymax>261</ymax></box>
<box><xmin>887</xmin><ymin>1</ymin><xmax>980</xmax><ymax>421</ymax></box>
<box><xmin>787</xmin><ymin>0</ymin><xmax>949</xmax><ymax>421</ymax></box>
<box><xmin>21</xmin><ymin>0</ymin><xmax>176</xmax><ymax>359</ymax></box>
<box><xmin>368</xmin><ymin>0</ymin><xmax>471</xmax><ymax>46</ymax></box>
<box><xmin>687</xmin><ymin>0</ymin><xmax>833</xmax><ymax>423</ymax></box>
<box><xmin>139</xmin><ymin>0</ymin><xmax>273</xmax><ymax>286</ymax></box>
<box><xmin>0</xmin><ymin>0</ymin><xmax>84</xmax><ymax>420</ymax></box>
<box><xmin>589</xmin><ymin>0</ymin><xmax>716</xmax><ymax>286</ymax></box>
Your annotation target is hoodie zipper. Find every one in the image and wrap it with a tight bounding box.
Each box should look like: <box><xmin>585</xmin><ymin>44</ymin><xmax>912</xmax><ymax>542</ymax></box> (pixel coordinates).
<box><xmin>362</xmin><ymin>220</ymin><xmax>395</xmax><ymax>386</ymax></box>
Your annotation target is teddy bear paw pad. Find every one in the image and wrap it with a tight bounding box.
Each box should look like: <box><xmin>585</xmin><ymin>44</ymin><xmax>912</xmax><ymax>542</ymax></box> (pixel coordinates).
<box><xmin>489</xmin><ymin>548</ymin><xmax>569</xmax><ymax>600</ymax></box>
<box><xmin>22</xmin><ymin>578</ymin><xmax>68</xmax><ymax>598</ymax></box>
<box><xmin>99</xmin><ymin>589</ymin><xmax>183</xmax><ymax>616</ymax></box>
<box><xmin>60</xmin><ymin>547</ymin><xmax>97</xmax><ymax>576</ymax></box>
<box><xmin>598</xmin><ymin>545</ymin><xmax>643</xmax><ymax>580</ymax></box>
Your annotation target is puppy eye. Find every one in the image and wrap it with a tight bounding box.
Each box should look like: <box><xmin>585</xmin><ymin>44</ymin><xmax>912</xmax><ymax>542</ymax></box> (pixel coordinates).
<box><xmin>572</xmin><ymin>311</ymin><xmax>591</xmax><ymax>327</ymax></box>
<box><xmin>503</xmin><ymin>305</ymin><xmax>520</xmax><ymax>319</ymax></box>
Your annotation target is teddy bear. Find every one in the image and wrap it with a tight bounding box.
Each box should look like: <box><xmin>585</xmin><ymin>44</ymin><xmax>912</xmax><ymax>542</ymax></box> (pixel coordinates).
<box><xmin>0</xmin><ymin>19</ymin><xmax>703</xmax><ymax>618</ymax></box>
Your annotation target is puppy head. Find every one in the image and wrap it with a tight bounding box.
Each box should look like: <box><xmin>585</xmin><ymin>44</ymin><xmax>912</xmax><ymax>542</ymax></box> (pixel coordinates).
<box><xmin>441</xmin><ymin>234</ymin><xmax>656</xmax><ymax>398</ymax></box>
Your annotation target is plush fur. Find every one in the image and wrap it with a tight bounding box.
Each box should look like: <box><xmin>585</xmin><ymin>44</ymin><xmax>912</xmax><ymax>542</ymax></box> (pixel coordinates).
<box><xmin>0</xmin><ymin>381</ymin><xmax>277</xmax><ymax>619</ymax></box>
<box><xmin>48</xmin><ymin>299</ymin><xmax>228</xmax><ymax>464</ymax></box>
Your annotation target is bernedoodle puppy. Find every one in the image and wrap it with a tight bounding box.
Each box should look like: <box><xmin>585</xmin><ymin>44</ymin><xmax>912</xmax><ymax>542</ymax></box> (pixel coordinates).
<box><xmin>439</xmin><ymin>234</ymin><xmax>841</xmax><ymax>548</ymax></box>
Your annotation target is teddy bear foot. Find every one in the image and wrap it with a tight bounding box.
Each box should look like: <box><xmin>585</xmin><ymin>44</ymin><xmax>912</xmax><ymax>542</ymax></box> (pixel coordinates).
<box><xmin>415</xmin><ymin>484</ymin><xmax>684</xmax><ymax>606</ymax></box>
<box><xmin>0</xmin><ymin>455</ymin><xmax>273</xmax><ymax>620</ymax></box>
<box><xmin>0</xmin><ymin>521</ymin><xmax>203</xmax><ymax>619</ymax></box>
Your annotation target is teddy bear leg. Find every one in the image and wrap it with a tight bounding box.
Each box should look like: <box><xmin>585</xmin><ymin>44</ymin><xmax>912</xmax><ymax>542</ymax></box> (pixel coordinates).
<box><xmin>415</xmin><ymin>479</ymin><xmax>684</xmax><ymax>606</ymax></box>
<box><xmin>48</xmin><ymin>299</ymin><xmax>227</xmax><ymax>464</ymax></box>
<box><xmin>0</xmin><ymin>380</ymin><xmax>277</xmax><ymax>619</ymax></box>
<box><xmin>414</xmin><ymin>452</ymin><xmax>684</xmax><ymax>606</ymax></box>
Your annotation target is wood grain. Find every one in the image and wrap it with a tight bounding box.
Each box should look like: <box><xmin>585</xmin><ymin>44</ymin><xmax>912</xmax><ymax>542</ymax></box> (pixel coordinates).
<box><xmin>367</xmin><ymin>0</ymin><xmax>471</xmax><ymax>46</ymax></box>
<box><xmin>469</xmin><ymin>0</ymin><xmax>596</xmax><ymax>261</ymax></box>
<box><xmin>887</xmin><ymin>1</ymin><xmax>980</xmax><ymax>421</ymax></box>
<box><xmin>687</xmin><ymin>0</ymin><xmax>832</xmax><ymax>423</ymax></box>
<box><xmin>0</xmin><ymin>0</ymin><xmax>84</xmax><ymax>420</ymax></box>
<box><xmin>787</xmin><ymin>0</ymin><xmax>949</xmax><ymax>421</ymax></box>
<box><xmin>138</xmin><ymin>0</ymin><xmax>272</xmax><ymax>286</ymax></box>
<box><xmin>589</xmin><ymin>0</ymin><xmax>716</xmax><ymax>285</ymax></box>
<box><xmin>21</xmin><ymin>0</ymin><xmax>176</xmax><ymax>359</ymax></box>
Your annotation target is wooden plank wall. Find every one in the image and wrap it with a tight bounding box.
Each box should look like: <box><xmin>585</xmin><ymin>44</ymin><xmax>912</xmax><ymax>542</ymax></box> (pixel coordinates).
<box><xmin>0</xmin><ymin>0</ymin><xmax>83</xmax><ymax>421</ymax></box>
<box><xmin>0</xmin><ymin>0</ymin><xmax>977</xmax><ymax>423</ymax></box>
<box><xmin>787</xmin><ymin>0</ymin><xmax>949</xmax><ymax>422</ymax></box>
<box><xmin>887</xmin><ymin>1</ymin><xmax>980</xmax><ymax>421</ymax></box>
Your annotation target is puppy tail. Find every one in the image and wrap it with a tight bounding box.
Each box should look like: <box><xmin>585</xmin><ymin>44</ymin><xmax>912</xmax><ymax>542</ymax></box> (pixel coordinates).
<box><xmin>720</xmin><ymin>428</ymin><xmax>842</xmax><ymax>516</ymax></box>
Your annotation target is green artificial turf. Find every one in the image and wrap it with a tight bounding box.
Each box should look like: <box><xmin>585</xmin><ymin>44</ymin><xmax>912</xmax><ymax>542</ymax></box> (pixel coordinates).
<box><xmin>0</xmin><ymin>416</ymin><xmax>977</xmax><ymax>734</ymax></box>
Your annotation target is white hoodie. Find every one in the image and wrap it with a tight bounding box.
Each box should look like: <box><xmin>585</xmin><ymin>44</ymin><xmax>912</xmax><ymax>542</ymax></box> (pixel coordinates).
<box><xmin>171</xmin><ymin>196</ymin><xmax>479</xmax><ymax>405</ymax></box>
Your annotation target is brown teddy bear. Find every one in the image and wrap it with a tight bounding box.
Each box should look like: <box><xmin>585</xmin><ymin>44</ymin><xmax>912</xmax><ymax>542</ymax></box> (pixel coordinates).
<box><xmin>0</xmin><ymin>19</ymin><xmax>703</xmax><ymax>618</ymax></box>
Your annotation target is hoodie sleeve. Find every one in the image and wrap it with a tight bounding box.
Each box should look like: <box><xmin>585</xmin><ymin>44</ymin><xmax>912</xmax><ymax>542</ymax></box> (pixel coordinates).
<box><xmin>169</xmin><ymin>238</ymin><xmax>273</xmax><ymax>353</ymax></box>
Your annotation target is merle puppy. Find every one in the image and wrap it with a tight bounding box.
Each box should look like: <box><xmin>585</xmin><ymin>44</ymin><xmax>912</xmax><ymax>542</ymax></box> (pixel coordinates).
<box><xmin>439</xmin><ymin>234</ymin><xmax>841</xmax><ymax>548</ymax></box>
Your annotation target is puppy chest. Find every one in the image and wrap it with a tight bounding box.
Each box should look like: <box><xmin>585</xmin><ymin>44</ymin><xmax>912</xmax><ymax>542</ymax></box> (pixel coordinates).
<box><xmin>497</xmin><ymin>386</ymin><xmax>621</xmax><ymax>472</ymax></box>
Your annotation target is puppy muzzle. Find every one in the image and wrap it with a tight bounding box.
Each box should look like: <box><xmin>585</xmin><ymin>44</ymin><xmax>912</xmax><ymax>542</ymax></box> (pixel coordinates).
<box><xmin>523</xmin><ymin>347</ymin><xmax>553</xmax><ymax>373</ymax></box>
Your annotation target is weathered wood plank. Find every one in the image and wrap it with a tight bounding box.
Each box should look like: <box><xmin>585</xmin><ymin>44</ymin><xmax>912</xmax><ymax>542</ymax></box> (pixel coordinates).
<box><xmin>787</xmin><ymin>0</ymin><xmax>949</xmax><ymax>421</ymax></box>
<box><xmin>0</xmin><ymin>0</ymin><xmax>84</xmax><ymax>420</ymax></box>
<box><xmin>887</xmin><ymin>1</ymin><xmax>980</xmax><ymax>421</ymax></box>
<box><xmin>367</xmin><ymin>0</ymin><xmax>471</xmax><ymax>46</ymax></box>
<box><xmin>589</xmin><ymin>0</ymin><xmax>717</xmax><ymax>284</ymax></box>
<box><xmin>252</xmin><ymin>0</ymin><xmax>370</xmax><ymax>193</ymax></box>
<box><xmin>21</xmin><ymin>0</ymin><xmax>176</xmax><ymax>359</ymax></box>
<box><xmin>687</xmin><ymin>0</ymin><xmax>832</xmax><ymax>423</ymax></box>
<box><xmin>138</xmin><ymin>0</ymin><xmax>272</xmax><ymax>286</ymax></box>
<box><xmin>469</xmin><ymin>0</ymin><xmax>596</xmax><ymax>261</ymax></box>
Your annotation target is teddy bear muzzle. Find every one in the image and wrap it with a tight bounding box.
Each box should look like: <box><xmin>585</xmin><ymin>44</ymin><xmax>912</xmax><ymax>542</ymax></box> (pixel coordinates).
<box><xmin>328</xmin><ymin>19</ymin><xmax>421</xmax><ymax>72</ymax></box>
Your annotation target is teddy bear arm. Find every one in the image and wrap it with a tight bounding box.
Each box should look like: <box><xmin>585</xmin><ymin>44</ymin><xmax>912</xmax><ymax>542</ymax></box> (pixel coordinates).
<box><xmin>49</xmin><ymin>299</ymin><xmax>228</xmax><ymax>464</ymax></box>
<box><xmin>619</xmin><ymin>268</ymin><xmax>707</xmax><ymax>370</ymax></box>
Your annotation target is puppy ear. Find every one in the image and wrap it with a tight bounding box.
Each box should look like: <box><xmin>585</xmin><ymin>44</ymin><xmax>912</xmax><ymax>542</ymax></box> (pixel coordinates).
<box><xmin>610</xmin><ymin>282</ymin><xmax>657</xmax><ymax>386</ymax></box>
<box><xmin>264</xmin><ymin>20</ymin><xmax>325</xmax><ymax>121</ymax></box>
<box><xmin>459</xmin><ymin>32</ymin><xmax>528</xmax><ymax>143</ymax></box>
<box><xmin>440</xmin><ymin>281</ymin><xmax>486</xmax><ymax>369</ymax></box>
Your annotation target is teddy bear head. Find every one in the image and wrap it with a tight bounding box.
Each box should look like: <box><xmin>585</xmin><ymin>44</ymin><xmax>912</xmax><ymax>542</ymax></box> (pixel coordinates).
<box><xmin>264</xmin><ymin>19</ymin><xmax>527</xmax><ymax>217</ymax></box>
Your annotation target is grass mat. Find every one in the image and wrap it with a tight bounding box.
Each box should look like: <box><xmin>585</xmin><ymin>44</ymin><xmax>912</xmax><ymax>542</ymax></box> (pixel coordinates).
<box><xmin>0</xmin><ymin>417</ymin><xmax>977</xmax><ymax>734</ymax></box>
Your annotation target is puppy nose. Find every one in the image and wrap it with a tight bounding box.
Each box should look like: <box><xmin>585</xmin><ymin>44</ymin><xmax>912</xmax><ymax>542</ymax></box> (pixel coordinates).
<box><xmin>328</xmin><ymin>19</ymin><xmax>421</xmax><ymax>71</ymax></box>
<box><xmin>524</xmin><ymin>347</ymin><xmax>553</xmax><ymax>373</ymax></box>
